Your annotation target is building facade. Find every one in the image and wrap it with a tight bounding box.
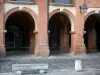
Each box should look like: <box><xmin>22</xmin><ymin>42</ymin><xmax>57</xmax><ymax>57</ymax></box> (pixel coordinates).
<box><xmin>0</xmin><ymin>0</ymin><xmax>100</xmax><ymax>56</ymax></box>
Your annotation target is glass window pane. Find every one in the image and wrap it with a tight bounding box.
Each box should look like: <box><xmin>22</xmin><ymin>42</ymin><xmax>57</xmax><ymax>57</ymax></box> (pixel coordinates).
<box><xmin>53</xmin><ymin>0</ymin><xmax>73</xmax><ymax>4</ymax></box>
<box><xmin>11</xmin><ymin>0</ymin><xmax>32</xmax><ymax>2</ymax></box>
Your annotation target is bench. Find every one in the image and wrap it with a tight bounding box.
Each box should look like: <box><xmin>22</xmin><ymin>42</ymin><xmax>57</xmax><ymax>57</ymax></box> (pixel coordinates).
<box><xmin>12</xmin><ymin>64</ymin><xmax>49</xmax><ymax>75</ymax></box>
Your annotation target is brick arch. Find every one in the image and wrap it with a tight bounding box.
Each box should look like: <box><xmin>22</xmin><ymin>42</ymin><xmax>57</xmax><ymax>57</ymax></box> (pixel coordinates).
<box><xmin>49</xmin><ymin>8</ymin><xmax>75</xmax><ymax>54</ymax></box>
<box><xmin>49</xmin><ymin>9</ymin><xmax>60</xmax><ymax>19</ymax></box>
<box><xmin>49</xmin><ymin>9</ymin><xmax>75</xmax><ymax>31</ymax></box>
<box><xmin>85</xmin><ymin>10</ymin><xmax>95</xmax><ymax>22</ymax></box>
<box><xmin>49</xmin><ymin>9</ymin><xmax>75</xmax><ymax>20</ymax></box>
<box><xmin>63</xmin><ymin>9</ymin><xmax>75</xmax><ymax>20</ymax></box>
<box><xmin>4</xmin><ymin>7</ymin><xmax>38</xmax><ymax>31</ymax></box>
<box><xmin>4</xmin><ymin>7</ymin><xmax>19</xmax><ymax>23</ymax></box>
<box><xmin>4</xmin><ymin>7</ymin><xmax>38</xmax><ymax>54</ymax></box>
<box><xmin>23</xmin><ymin>7</ymin><xmax>38</xmax><ymax>30</ymax></box>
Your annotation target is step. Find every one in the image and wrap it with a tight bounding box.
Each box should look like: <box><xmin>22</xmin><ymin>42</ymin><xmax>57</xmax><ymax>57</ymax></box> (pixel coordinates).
<box><xmin>0</xmin><ymin>72</ymin><xmax>13</xmax><ymax>75</ymax></box>
<box><xmin>12</xmin><ymin>64</ymin><xmax>49</xmax><ymax>74</ymax></box>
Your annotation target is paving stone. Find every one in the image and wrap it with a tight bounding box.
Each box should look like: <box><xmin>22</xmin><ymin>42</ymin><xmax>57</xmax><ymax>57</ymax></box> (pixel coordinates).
<box><xmin>0</xmin><ymin>53</ymin><xmax>100</xmax><ymax>75</ymax></box>
<box><xmin>0</xmin><ymin>72</ymin><xmax>14</xmax><ymax>75</ymax></box>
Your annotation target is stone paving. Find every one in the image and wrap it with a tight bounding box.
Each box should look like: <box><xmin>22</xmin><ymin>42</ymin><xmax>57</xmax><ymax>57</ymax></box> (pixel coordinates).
<box><xmin>0</xmin><ymin>53</ymin><xmax>100</xmax><ymax>75</ymax></box>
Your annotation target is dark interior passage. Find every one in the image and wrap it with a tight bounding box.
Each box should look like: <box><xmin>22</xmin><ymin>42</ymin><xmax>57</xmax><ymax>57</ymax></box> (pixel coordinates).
<box><xmin>95</xmin><ymin>19</ymin><xmax>100</xmax><ymax>51</ymax></box>
<box><xmin>84</xmin><ymin>14</ymin><xmax>100</xmax><ymax>52</ymax></box>
<box><xmin>48</xmin><ymin>12</ymin><xmax>71</xmax><ymax>54</ymax></box>
<box><xmin>48</xmin><ymin>21</ymin><xmax>60</xmax><ymax>51</ymax></box>
<box><xmin>5</xmin><ymin>11</ymin><xmax>35</xmax><ymax>54</ymax></box>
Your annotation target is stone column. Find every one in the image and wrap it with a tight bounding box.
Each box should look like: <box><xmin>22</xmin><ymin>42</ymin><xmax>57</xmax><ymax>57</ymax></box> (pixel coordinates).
<box><xmin>34</xmin><ymin>0</ymin><xmax>50</xmax><ymax>56</ymax></box>
<box><xmin>60</xmin><ymin>23</ymin><xmax>68</xmax><ymax>52</ymax></box>
<box><xmin>82</xmin><ymin>31</ymin><xmax>86</xmax><ymax>54</ymax></box>
<box><xmin>63</xmin><ymin>23</ymin><xmax>69</xmax><ymax>52</ymax></box>
<box><xmin>70</xmin><ymin>31</ymin><xmax>76</xmax><ymax>55</ymax></box>
<box><xmin>88</xmin><ymin>29</ymin><xmax>96</xmax><ymax>52</ymax></box>
<box><xmin>87</xmin><ymin>18</ymin><xmax>96</xmax><ymax>52</ymax></box>
<box><xmin>63</xmin><ymin>32</ymin><xmax>69</xmax><ymax>52</ymax></box>
<box><xmin>29</xmin><ymin>30</ymin><xmax>37</xmax><ymax>53</ymax></box>
<box><xmin>0</xmin><ymin>3</ymin><xmax>6</xmax><ymax>56</ymax></box>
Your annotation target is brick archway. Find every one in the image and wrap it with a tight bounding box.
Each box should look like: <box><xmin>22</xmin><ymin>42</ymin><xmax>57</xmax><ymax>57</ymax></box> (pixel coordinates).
<box><xmin>4</xmin><ymin>7</ymin><xmax>38</xmax><ymax>31</ymax></box>
<box><xmin>4</xmin><ymin>7</ymin><xmax>38</xmax><ymax>55</ymax></box>
<box><xmin>85</xmin><ymin>10</ymin><xmax>96</xmax><ymax>22</ymax></box>
<box><xmin>4</xmin><ymin>7</ymin><xmax>19</xmax><ymax>23</ymax></box>
<box><xmin>63</xmin><ymin>9</ymin><xmax>75</xmax><ymax>21</ymax></box>
<box><xmin>49</xmin><ymin>9</ymin><xmax>75</xmax><ymax>31</ymax></box>
<box><xmin>84</xmin><ymin>10</ymin><xmax>100</xmax><ymax>53</ymax></box>
<box><xmin>23</xmin><ymin>7</ymin><xmax>38</xmax><ymax>31</ymax></box>
<box><xmin>49</xmin><ymin>9</ymin><xmax>75</xmax><ymax>54</ymax></box>
<box><xmin>49</xmin><ymin>9</ymin><xmax>75</xmax><ymax>20</ymax></box>
<box><xmin>49</xmin><ymin>9</ymin><xmax>60</xmax><ymax>19</ymax></box>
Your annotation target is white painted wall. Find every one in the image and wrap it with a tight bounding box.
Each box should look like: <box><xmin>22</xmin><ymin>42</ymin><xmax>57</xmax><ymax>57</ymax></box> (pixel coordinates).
<box><xmin>49</xmin><ymin>6</ymin><xmax>76</xmax><ymax>16</ymax></box>
<box><xmin>4</xmin><ymin>3</ymin><xmax>38</xmax><ymax>15</ymax></box>
<box><xmin>85</xmin><ymin>8</ymin><xmax>100</xmax><ymax>16</ymax></box>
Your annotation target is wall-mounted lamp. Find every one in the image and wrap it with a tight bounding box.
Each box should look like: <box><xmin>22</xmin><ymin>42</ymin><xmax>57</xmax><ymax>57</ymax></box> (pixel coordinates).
<box><xmin>48</xmin><ymin>30</ymin><xmax>50</xmax><ymax>33</ymax></box>
<box><xmin>80</xmin><ymin>4</ymin><xmax>88</xmax><ymax>13</ymax></box>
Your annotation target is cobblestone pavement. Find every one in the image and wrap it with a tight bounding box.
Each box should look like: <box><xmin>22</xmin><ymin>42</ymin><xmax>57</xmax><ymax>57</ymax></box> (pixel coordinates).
<box><xmin>0</xmin><ymin>53</ymin><xmax>100</xmax><ymax>75</ymax></box>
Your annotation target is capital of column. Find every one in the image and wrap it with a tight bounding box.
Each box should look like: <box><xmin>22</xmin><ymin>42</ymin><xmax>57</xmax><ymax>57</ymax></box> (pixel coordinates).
<box><xmin>33</xmin><ymin>30</ymin><xmax>38</xmax><ymax>34</ymax></box>
<box><xmin>0</xmin><ymin>30</ymin><xmax>7</xmax><ymax>33</ymax></box>
<box><xmin>70</xmin><ymin>31</ymin><xmax>76</xmax><ymax>34</ymax></box>
<box><xmin>83</xmin><ymin>31</ymin><xmax>86</xmax><ymax>34</ymax></box>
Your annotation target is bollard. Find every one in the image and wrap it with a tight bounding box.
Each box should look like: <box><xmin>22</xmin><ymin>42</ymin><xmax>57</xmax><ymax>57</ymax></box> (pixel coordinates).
<box><xmin>39</xmin><ymin>70</ymin><xmax>45</xmax><ymax>73</ymax></box>
<box><xmin>75</xmin><ymin>60</ymin><xmax>82</xmax><ymax>72</ymax></box>
<box><xmin>15</xmin><ymin>71</ymin><xmax>22</xmax><ymax>75</ymax></box>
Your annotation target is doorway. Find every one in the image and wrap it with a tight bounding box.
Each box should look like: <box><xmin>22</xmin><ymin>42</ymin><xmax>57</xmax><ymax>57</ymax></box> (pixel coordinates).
<box><xmin>84</xmin><ymin>14</ymin><xmax>100</xmax><ymax>52</ymax></box>
<box><xmin>5</xmin><ymin>11</ymin><xmax>35</xmax><ymax>54</ymax></box>
<box><xmin>48</xmin><ymin>12</ymin><xmax>71</xmax><ymax>54</ymax></box>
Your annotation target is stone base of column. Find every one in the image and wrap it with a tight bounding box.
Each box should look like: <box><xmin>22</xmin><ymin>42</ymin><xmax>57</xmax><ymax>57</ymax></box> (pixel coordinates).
<box><xmin>34</xmin><ymin>45</ymin><xmax>50</xmax><ymax>57</ymax></box>
<box><xmin>59</xmin><ymin>46</ymin><xmax>69</xmax><ymax>53</ymax></box>
<box><xmin>82</xmin><ymin>43</ymin><xmax>86</xmax><ymax>54</ymax></box>
<box><xmin>0</xmin><ymin>45</ymin><xmax>6</xmax><ymax>56</ymax></box>
<box><xmin>70</xmin><ymin>45</ymin><xmax>86</xmax><ymax>55</ymax></box>
<box><xmin>29</xmin><ymin>40</ymin><xmax>35</xmax><ymax>53</ymax></box>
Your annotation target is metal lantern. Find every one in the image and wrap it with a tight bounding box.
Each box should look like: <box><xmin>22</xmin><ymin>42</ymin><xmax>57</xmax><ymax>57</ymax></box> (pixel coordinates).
<box><xmin>80</xmin><ymin>4</ymin><xmax>88</xmax><ymax>13</ymax></box>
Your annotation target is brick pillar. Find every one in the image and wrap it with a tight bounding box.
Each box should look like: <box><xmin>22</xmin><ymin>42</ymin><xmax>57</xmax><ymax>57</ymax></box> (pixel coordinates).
<box><xmin>82</xmin><ymin>31</ymin><xmax>86</xmax><ymax>53</ymax></box>
<box><xmin>70</xmin><ymin>31</ymin><xmax>76</xmax><ymax>55</ymax></box>
<box><xmin>73</xmin><ymin>0</ymin><xmax>86</xmax><ymax>55</ymax></box>
<box><xmin>3</xmin><ymin>0</ymin><xmax>9</xmax><ymax>3</ymax></box>
<box><xmin>34</xmin><ymin>0</ymin><xmax>50</xmax><ymax>56</ymax></box>
<box><xmin>88</xmin><ymin>30</ymin><xmax>96</xmax><ymax>51</ymax></box>
<box><xmin>0</xmin><ymin>4</ymin><xmax>6</xmax><ymax>56</ymax></box>
<box><xmin>34</xmin><ymin>0</ymin><xmax>38</xmax><ymax>4</ymax></box>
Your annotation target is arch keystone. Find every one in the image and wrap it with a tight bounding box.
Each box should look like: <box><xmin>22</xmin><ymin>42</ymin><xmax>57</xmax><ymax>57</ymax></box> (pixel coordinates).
<box><xmin>19</xmin><ymin>6</ymin><xmax>23</xmax><ymax>10</ymax></box>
